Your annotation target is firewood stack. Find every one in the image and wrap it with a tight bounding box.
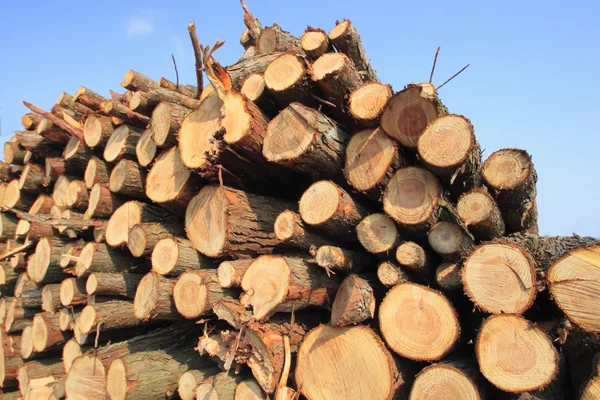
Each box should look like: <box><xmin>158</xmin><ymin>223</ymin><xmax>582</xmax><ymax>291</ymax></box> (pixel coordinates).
<box><xmin>1</xmin><ymin>3</ymin><xmax>599</xmax><ymax>400</ymax></box>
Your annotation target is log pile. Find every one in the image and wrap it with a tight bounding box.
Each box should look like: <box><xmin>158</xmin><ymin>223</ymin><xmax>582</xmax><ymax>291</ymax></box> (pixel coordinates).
<box><xmin>1</xmin><ymin>3</ymin><xmax>599</xmax><ymax>400</ymax></box>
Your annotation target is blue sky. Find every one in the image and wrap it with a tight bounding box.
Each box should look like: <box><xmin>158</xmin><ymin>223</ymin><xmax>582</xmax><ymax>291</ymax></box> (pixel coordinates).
<box><xmin>1</xmin><ymin>0</ymin><xmax>599</xmax><ymax>236</ymax></box>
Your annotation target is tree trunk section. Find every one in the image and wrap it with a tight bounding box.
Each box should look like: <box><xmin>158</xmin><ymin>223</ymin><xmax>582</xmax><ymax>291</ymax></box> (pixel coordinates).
<box><xmin>105</xmin><ymin>201</ymin><xmax>171</xmax><ymax>247</ymax></box>
<box><xmin>133</xmin><ymin>272</ymin><xmax>180</xmax><ymax>321</ymax></box>
<box><xmin>330</xmin><ymin>274</ymin><xmax>376</xmax><ymax>327</ymax></box>
<box><xmin>428</xmin><ymin>221</ymin><xmax>474</xmax><ymax>261</ymax></box>
<box><xmin>74</xmin><ymin>242</ymin><xmax>148</xmax><ymax>278</ymax></box>
<box><xmin>104</xmin><ymin>124</ymin><xmax>142</xmax><ymax>164</ymax></box>
<box><xmin>84</xmin><ymin>156</ymin><xmax>113</xmax><ymax>189</ymax></box>
<box><xmin>83</xmin><ymin>115</ymin><xmax>114</xmax><ymax>148</ymax></box>
<box><xmin>103</xmin><ymin>100</ymin><xmax>150</xmax><ymax>128</ymax></box>
<box><xmin>313</xmin><ymin>245</ymin><xmax>374</xmax><ymax>275</ymax></box>
<box><xmin>151</xmin><ymin>101</ymin><xmax>191</xmax><ymax>148</ymax></box>
<box><xmin>264</xmin><ymin>54</ymin><xmax>314</xmax><ymax>108</ymax></box>
<box><xmin>356</xmin><ymin>213</ymin><xmax>400</xmax><ymax>256</ymax></box>
<box><xmin>77</xmin><ymin>300</ymin><xmax>140</xmax><ymax>335</ymax></box>
<box><xmin>127</xmin><ymin>222</ymin><xmax>185</xmax><ymax>258</ymax></box>
<box><xmin>217</xmin><ymin>259</ymin><xmax>254</xmax><ymax>288</ymax></box>
<box><xmin>329</xmin><ymin>19</ymin><xmax>378</xmax><ymax>82</ymax></box>
<box><xmin>59</xmin><ymin>278</ymin><xmax>87</xmax><ymax>307</ymax></box>
<box><xmin>151</xmin><ymin>236</ymin><xmax>215</xmax><ymax>277</ymax></box>
<box><xmin>86</xmin><ymin>272</ymin><xmax>143</xmax><ymax>298</ymax></box>
<box><xmin>108</xmin><ymin>159</ymin><xmax>147</xmax><ymax>200</ymax></box>
<box><xmin>457</xmin><ymin>188</ymin><xmax>506</xmax><ymax>240</ymax></box>
<box><xmin>173</xmin><ymin>270</ymin><xmax>235</xmax><ymax>319</ymax></box>
<box><xmin>85</xmin><ymin>183</ymin><xmax>125</xmax><ymax>219</ymax></box>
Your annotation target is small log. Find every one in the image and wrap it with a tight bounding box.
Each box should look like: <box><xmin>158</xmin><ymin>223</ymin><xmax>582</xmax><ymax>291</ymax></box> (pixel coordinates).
<box><xmin>428</xmin><ymin>221</ymin><xmax>474</xmax><ymax>261</ymax></box>
<box><xmin>410</xmin><ymin>361</ymin><xmax>482</xmax><ymax>400</ymax></box>
<box><xmin>264</xmin><ymin>54</ymin><xmax>314</xmax><ymax>107</ymax></box>
<box><xmin>300</xmin><ymin>27</ymin><xmax>331</xmax><ymax>60</ymax></box>
<box><xmin>273</xmin><ymin>210</ymin><xmax>329</xmax><ymax>251</ymax></box>
<box><xmin>395</xmin><ymin>241</ymin><xmax>436</xmax><ymax>276</ymax></box>
<box><xmin>476</xmin><ymin>314</ymin><xmax>559</xmax><ymax>393</ymax></box>
<box><xmin>462</xmin><ymin>242</ymin><xmax>536</xmax><ymax>315</ymax></box>
<box><xmin>151</xmin><ymin>236</ymin><xmax>215</xmax><ymax>277</ymax></box>
<box><xmin>127</xmin><ymin>222</ymin><xmax>185</xmax><ymax>258</ymax></box>
<box><xmin>85</xmin><ymin>183</ymin><xmax>125</xmax><ymax>219</ymax></box>
<box><xmin>5</xmin><ymin>298</ymin><xmax>36</xmax><ymax>333</ymax></box>
<box><xmin>0</xmin><ymin>263</ymin><xmax>19</xmax><ymax>294</ymax></box>
<box><xmin>331</xmin><ymin>274</ymin><xmax>376</xmax><ymax>327</ymax></box>
<box><xmin>63</xmin><ymin>136</ymin><xmax>92</xmax><ymax>173</ymax></box>
<box><xmin>457</xmin><ymin>188</ymin><xmax>506</xmax><ymax>240</ymax></box>
<box><xmin>31</xmin><ymin>237</ymin><xmax>71</xmax><ymax>284</ymax></box>
<box><xmin>86</xmin><ymin>272</ymin><xmax>142</xmax><ymax>298</ymax></box>
<box><xmin>263</xmin><ymin>103</ymin><xmax>349</xmax><ymax>179</ymax></box>
<box><xmin>377</xmin><ymin>260</ymin><xmax>411</xmax><ymax>287</ymax></box>
<box><xmin>217</xmin><ymin>259</ymin><xmax>254</xmax><ymax>288</ymax></box>
<box><xmin>74</xmin><ymin>242</ymin><xmax>147</xmax><ymax>278</ymax></box>
<box><xmin>159</xmin><ymin>77</ymin><xmax>197</xmax><ymax>98</ymax></box>
<box><xmin>380</xmin><ymin>83</ymin><xmax>447</xmax><ymax>148</ymax></box>
<box><xmin>240</xmin><ymin>73</ymin><xmax>277</xmax><ymax>114</ymax></box>
<box><xmin>52</xmin><ymin>175</ymin><xmax>72</xmax><ymax>207</ymax></box>
<box><xmin>133</xmin><ymin>272</ymin><xmax>180</xmax><ymax>321</ymax></box>
<box><xmin>40</xmin><ymin>283</ymin><xmax>62</xmax><ymax>313</ymax></box>
<box><xmin>103</xmin><ymin>100</ymin><xmax>150</xmax><ymax>128</ymax></box>
<box><xmin>357</xmin><ymin>213</ymin><xmax>400</xmax><ymax>256</ymax></box>
<box><xmin>27</xmin><ymin>193</ymin><xmax>53</xmax><ymax>215</ymax></box>
<box><xmin>435</xmin><ymin>261</ymin><xmax>462</xmax><ymax>293</ymax></box>
<box><xmin>143</xmin><ymin>87</ymin><xmax>202</xmax><ymax>110</ymax></box>
<box><xmin>313</xmin><ymin>245</ymin><xmax>373</xmax><ymax>275</ymax></box>
<box><xmin>129</xmin><ymin>90</ymin><xmax>153</xmax><ymax>115</ymax></box>
<box><xmin>4</xmin><ymin>140</ymin><xmax>26</xmax><ymax>165</ymax></box>
<box><xmin>105</xmin><ymin>201</ymin><xmax>171</xmax><ymax>247</ymax></box>
<box><xmin>43</xmin><ymin>157</ymin><xmax>65</xmax><ymax>186</ymax></box>
<box><xmin>77</xmin><ymin>300</ymin><xmax>140</xmax><ymax>335</ymax></box>
<box><xmin>295</xmin><ymin>325</ymin><xmax>410</xmax><ymax>400</ymax></box>
<box><xmin>241</xmin><ymin>255</ymin><xmax>338</xmax><ymax>320</ymax></box>
<box><xmin>151</xmin><ymin>101</ymin><xmax>191</xmax><ymax>148</ymax></box>
<box><xmin>21</xmin><ymin>284</ymin><xmax>43</xmax><ymax>309</ymax></box>
<box><xmin>0</xmin><ymin>161</ymin><xmax>22</xmax><ymax>182</ymax></box>
<box><xmin>185</xmin><ymin>185</ymin><xmax>293</xmax><ymax>258</ymax></box>
<box><xmin>35</xmin><ymin>118</ymin><xmax>70</xmax><ymax>145</ymax></box>
<box><xmin>22</xmin><ymin>113</ymin><xmax>43</xmax><ymax>130</ymax></box>
<box><xmin>59</xmin><ymin>278</ymin><xmax>87</xmax><ymax>307</ymax></box>
<box><xmin>136</xmin><ymin>127</ymin><xmax>156</xmax><ymax>167</ymax></box>
<box><xmin>195</xmin><ymin>372</ymin><xmax>245</xmax><ymax>400</ymax></box>
<box><xmin>379</xmin><ymin>282</ymin><xmax>460</xmax><ymax>361</ymax></box>
<box><xmin>103</xmin><ymin>124</ymin><xmax>142</xmax><ymax>163</ymax></box>
<box><xmin>84</xmin><ymin>156</ymin><xmax>113</xmax><ymax>189</ymax></box>
<box><xmin>14</xmin><ymin>131</ymin><xmax>61</xmax><ymax>158</ymax></box>
<box><xmin>349</xmin><ymin>82</ymin><xmax>393</xmax><ymax>126</ymax></box>
<box><xmin>299</xmin><ymin>180</ymin><xmax>368</xmax><ymax>236</ymax></box>
<box><xmin>482</xmin><ymin>149</ymin><xmax>538</xmax><ymax>233</ymax></box>
<box><xmin>329</xmin><ymin>19</ymin><xmax>378</xmax><ymax>81</ymax></box>
<box><xmin>120</xmin><ymin>69</ymin><xmax>159</xmax><ymax>92</ymax></box>
<box><xmin>31</xmin><ymin>312</ymin><xmax>68</xmax><ymax>353</ymax></box>
<box><xmin>2</xmin><ymin>180</ymin><xmax>35</xmax><ymax>210</ymax></box>
<box><xmin>17</xmin><ymin>358</ymin><xmax>64</xmax><ymax>396</ymax></box>
<box><xmin>257</xmin><ymin>24</ymin><xmax>303</xmax><ymax>54</ymax></box>
<box><xmin>73</xmin><ymin>86</ymin><xmax>109</xmax><ymax>111</ymax></box>
<box><xmin>145</xmin><ymin>147</ymin><xmax>201</xmax><ymax>215</ymax></box>
<box><xmin>66</xmin><ymin>180</ymin><xmax>89</xmax><ymax>210</ymax></box>
<box><xmin>62</xmin><ymin>338</ymin><xmax>84</xmax><ymax>372</ymax></box>
<box><xmin>177</xmin><ymin>369</ymin><xmax>219</xmax><ymax>400</ymax></box>
<box><xmin>18</xmin><ymin>163</ymin><xmax>45</xmax><ymax>194</ymax></box>
<box><xmin>109</xmin><ymin>159</ymin><xmax>148</xmax><ymax>200</ymax></box>
<box><xmin>83</xmin><ymin>115</ymin><xmax>114</xmax><ymax>148</ymax></box>
<box><xmin>0</xmin><ymin>212</ymin><xmax>18</xmax><ymax>240</ymax></box>
<box><xmin>54</xmin><ymin>92</ymin><xmax>92</xmax><ymax>116</ymax></box>
<box><xmin>173</xmin><ymin>270</ymin><xmax>235</xmax><ymax>319</ymax></box>
<box><xmin>418</xmin><ymin>115</ymin><xmax>482</xmax><ymax>197</ymax></box>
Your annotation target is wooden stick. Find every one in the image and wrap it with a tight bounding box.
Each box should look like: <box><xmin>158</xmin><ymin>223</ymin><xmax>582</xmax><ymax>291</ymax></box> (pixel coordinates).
<box><xmin>22</xmin><ymin>102</ymin><xmax>84</xmax><ymax>140</ymax></box>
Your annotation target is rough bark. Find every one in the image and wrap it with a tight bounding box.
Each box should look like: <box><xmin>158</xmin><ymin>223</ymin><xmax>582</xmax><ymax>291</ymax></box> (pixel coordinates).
<box><xmin>85</xmin><ymin>183</ymin><xmax>125</xmax><ymax>219</ymax></box>
<box><xmin>330</xmin><ymin>274</ymin><xmax>376</xmax><ymax>327</ymax></box>
<box><xmin>74</xmin><ymin>242</ymin><xmax>148</xmax><ymax>278</ymax></box>
<box><xmin>86</xmin><ymin>272</ymin><xmax>143</xmax><ymax>298</ymax></box>
<box><xmin>105</xmin><ymin>201</ymin><xmax>172</xmax><ymax>247</ymax></box>
<box><xmin>329</xmin><ymin>19</ymin><xmax>378</xmax><ymax>82</ymax></box>
<box><xmin>457</xmin><ymin>188</ymin><xmax>506</xmax><ymax>241</ymax></box>
<box><xmin>313</xmin><ymin>245</ymin><xmax>374</xmax><ymax>275</ymax></box>
<box><xmin>133</xmin><ymin>272</ymin><xmax>180</xmax><ymax>321</ymax></box>
<box><xmin>264</xmin><ymin>54</ymin><xmax>314</xmax><ymax>107</ymax></box>
<box><xmin>120</xmin><ymin>70</ymin><xmax>160</xmax><ymax>92</ymax></box>
<box><xmin>84</xmin><ymin>156</ymin><xmax>113</xmax><ymax>189</ymax></box>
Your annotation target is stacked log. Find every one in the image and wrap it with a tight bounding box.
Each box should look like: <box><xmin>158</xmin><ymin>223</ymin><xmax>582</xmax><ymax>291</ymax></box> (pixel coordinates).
<box><xmin>0</xmin><ymin>3</ymin><xmax>597</xmax><ymax>399</ymax></box>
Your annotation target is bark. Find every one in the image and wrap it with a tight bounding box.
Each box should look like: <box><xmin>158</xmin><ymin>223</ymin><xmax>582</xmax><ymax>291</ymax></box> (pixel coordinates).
<box><xmin>0</xmin><ymin>263</ymin><xmax>19</xmax><ymax>294</ymax></box>
<box><xmin>105</xmin><ymin>201</ymin><xmax>172</xmax><ymax>247</ymax></box>
<box><xmin>151</xmin><ymin>101</ymin><xmax>191</xmax><ymax>147</ymax></box>
<box><xmin>377</xmin><ymin>260</ymin><xmax>412</xmax><ymax>287</ymax></box>
<box><xmin>145</xmin><ymin>87</ymin><xmax>202</xmax><ymax>110</ymax></box>
<box><xmin>5</xmin><ymin>298</ymin><xmax>36</xmax><ymax>333</ymax></box>
<box><xmin>133</xmin><ymin>272</ymin><xmax>180</xmax><ymax>321</ymax></box>
<box><xmin>299</xmin><ymin>180</ymin><xmax>369</xmax><ymax>237</ymax></box>
<box><xmin>103</xmin><ymin>100</ymin><xmax>150</xmax><ymax>128</ymax></box>
<box><xmin>17</xmin><ymin>163</ymin><xmax>44</xmax><ymax>194</ymax></box>
<box><xmin>0</xmin><ymin>213</ymin><xmax>18</xmax><ymax>240</ymax></box>
<box><xmin>217</xmin><ymin>259</ymin><xmax>254</xmax><ymax>288</ymax></box>
<box><xmin>43</xmin><ymin>157</ymin><xmax>65</xmax><ymax>187</ymax></box>
<box><xmin>380</xmin><ymin>83</ymin><xmax>447</xmax><ymax>148</ymax></box>
<box><xmin>457</xmin><ymin>188</ymin><xmax>506</xmax><ymax>241</ymax></box>
<box><xmin>32</xmin><ymin>237</ymin><xmax>72</xmax><ymax>284</ymax></box>
<box><xmin>77</xmin><ymin>300</ymin><xmax>141</xmax><ymax>334</ymax></box>
<box><xmin>108</xmin><ymin>159</ymin><xmax>148</xmax><ymax>200</ymax></box>
<box><xmin>300</xmin><ymin>27</ymin><xmax>331</xmax><ymax>60</ymax></box>
<box><xmin>145</xmin><ymin>147</ymin><xmax>202</xmax><ymax>215</ymax></box>
<box><xmin>20</xmin><ymin>286</ymin><xmax>43</xmax><ymax>309</ymax></box>
<box><xmin>313</xmin><ymin>245</ymin><xmax>374</xmax><ymax>275</ymax></box>
<box><xmin>84</xmin><ymin>156</ymin><xmax>113</xmax><ymax>189</ymax></box>
<box><xmin>185</xmin><ymin>185</ymin><xmax>294</xmax><ymax>258</ymax></box>
<box><xmin>257</xmin><ymin>24</ymin><xmax>303</xmax><ymax>55</ymax></box>
<box><xmin>85</xmin><ymin>183</ymin><xmax>125</xmax><ymax>219</ymax></box>
<box><xmin>83</xmin><ymin>114</ymin><xmax>114</xmax><ymax>148</ymax></box>
<box><xmin>74</xmin><ymin>242</ymin><xmax>148</xmax><ymax>278</ymax></box>
<box><xmin>330</xmin><ymin>274</ymin><xmax>376</xmax><ymax>327</ymax></box>
<box><xmin>263</xmin><ymin>103</ymin><xmax>349</xmax><ymax>179</ymax></box>
<box><xmin>329</xmin><ymin>19</ymin><xmax>378</xmax><ymax>82</ymax></box>
<box><xmin>357</xmin><ymin>213</ymin><xmax>400</xmax><ymax>256</ymax></box>
<box><xmin>151</xmin><ymin>236</ymin><xmax>215</xmax><ymax>277</ymax></box>
<box><xmin>226</xmin><ymin>52</ymin><xmax>282</xmax><ymax>90</ymax></box>
<box><xmin>86</xmin><ymin>272</ymin><xmax>142</xmax><ymax>298</ymax></box>
<box><xmin>173</xmin><ymin>270</ymin><xmax>236</xmax><ymax>319</ymax></box>
<box><xmin>127</xmin><ymin>222</ymin><xmax>185</xmax><ymax>258</ymax></box>
<box><xmin>160</xmin><ymin>77</ymin><xmax>197</xmax><ymax>98</ymax></box>
<box><xmin>264</xmin><ymin>54</ymin><xmax>314</xmax><ymax>107</ymax></box>
<box><xmin>2</xmin><ymin>180</ymin><xmax>35</xmax><ymax>210</ymax></box>
<box><xmin>241</xmin><ymin>255</ymin><xmax>339</xmax><ymax>320</ymax></box>
<box><xmin>14</xmin><ymin>131</ymin><xmax>62</xmax><ymax>158</ymax></box>
<box><xmin>73</xmin><ymin>86</ymin><xmax>109</xmax><ymax>111</ymax></box>
<box><xmin>35</xmin><ymin>118</ymin><xmax>70</xmax><ymax>145</ymax></box>
<box><xmin>103</xmin><ymin>124</ymin><xmax>142</xmax><ymax>163</ymax></box>
<box><xmin>482</xmin><ymin>149</ymin><xmax>538</xmax><ymax>234</ymax></box>
<box><xmin>136</xmin><ymin>127</ymin><xmax>156</xmax><ymax>167</ymax></box>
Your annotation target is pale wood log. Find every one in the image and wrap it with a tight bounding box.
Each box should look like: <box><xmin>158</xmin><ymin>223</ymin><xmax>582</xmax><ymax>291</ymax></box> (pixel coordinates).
<box><xmin>133</xmin><ymin>272</ymin><xmax>180</xmax><ymax>321</ymax></box>
<box><xmin>108</xmin><ymin>159</ymin><xmax>148</xmax><ymax>200</ymax></box>
<box><xmin>74</xmin><ymin>242</ymin><xmax>148</xmax><ymax>278</ymax></box>
<box><xmin>173</xmin><ymin>270</ymin><xmax>235</xmax><ymax>319</ymax></box>
<box><xmin>127</xmin><ymin>222</ymin><xmax>185</xmax><ymax>258</ymax></box>
<box><xmin>105</xmin><ymin>201</ymin><xmax>171</xmax><ymax>247</ymax></box>
<box><xmin>83</xmin><ymin>115</ymin><xmax>114</xmax><ymax>148</ymax></box>
<box><xmin>103</xmin><ymin>124</ymin><xmax>142</xmax><ymax>163</ymax></box>
<box><xmin>151</xmin><ymin>101</ymin><xmax>191</xmax><ymax>148</ymax></box>
<box><xmin>151</xmin><ymin>236</ymin><xmax>215</xmax><ymax>277</ymax></box>
<box><xmin>59</xmin><ymin>278</ymin><xmax>87</xmax><ymax>307</ymax></box>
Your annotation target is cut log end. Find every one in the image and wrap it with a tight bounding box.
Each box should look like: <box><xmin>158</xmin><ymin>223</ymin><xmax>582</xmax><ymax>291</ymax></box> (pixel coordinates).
<box><xmin>295</xmin><ymin>325</ymin><xmax>401</xmax><ymax>400</ymax></box>
<box><xmin>356</xmin><ymin>213</ymin><xmax>398</xmax><ymax>255</ymax></box>
<box><xmin>63</xmin><ymin>339</ymin><xmax>82</xmax><ymax>373</ymax></box>
<box><xmin>151</xmin><ymin>237</ymin><xmax>179</xmax><ymax>275</ymax></box>
<box><xmin>172</xmin><ymin>271</ymin><xmax>208</xmax><ymax>319</ymax></box>
<box><xmin>241</xmin><ymin>73</ymin><xmax>267</xmax><ymax>104</ymax></box>
<box><xmin>463</xmin><ymin>242</ymin><xmax>536</xmax><ymax>315</ymax></box>
<box><xmin>547</xmin><ymin>245</ymin><xmax>600</xmax><ymax>332</ymax></box>
<box><xmin>312</xmin><ymin>52</ymin><xmax>350</xmax><ymax>81</ymax></box>
<box><xmin>457</xmin><ymin>189</ymin><xmax>505</xmax><ymax>240</ymax></box>
<box><xmin>435</xmin><ymin>262</ymin><xmax>462</xmax><ymax>292</ymax></box>
<box><xmin>395</xmin><ymin>241</ymin><xmax>426</xmax><ymax>271</ymax></box>
<box><xmin>377</xmin><ymin>261</ymin><xmax>410</xmax><ymax>287</ymax></box>
<box><xmin>476</xmin><ymin>314</ymin><xmax>558</xmax><ymax>393</ymax></box>
<box><xmin>20</xmin><ymin>325</ymin><xmax>34</xmax><ymax>360</ymax></box>
<box><xmin>240</xmin><ymin>256</ymin><xmax>289</xmax><ymax>320</ymax></box>
<box><xmin>106</xmin><ymin>201</ymin><xmax>144</xmax><ymax>247</ymax></box>
<box><xmin>300</xmin><ymin>28</ymin><xmax>329</xmax><ymax>59</ymax></box>
<box><xmin>264</xmin><ymin>53</ymin><xmax>306</xmax><ymax>91</ymax></box>
<box><xmin>136</xmin><ymin>128</ymin><xmax>157</xmax><ymax>167</ymax></box>
<box><xmin>379</xmin><ymin>282</ymin><xmax>459</xmax><ymax>361</ymax></box>
<box><xmin>482</xmin><ymin>149</ymin><xmax>533</xmax><ymax>191</ymax></box>
<box><xmin>410</xmin><ymin>364</ymin><xmax>481</xmax><ymax>400</ymax></box>
<box><xmin>428</xmin><ymin>221</ymin><xmax>473</xmax><ymax>260</ymax></box>
<box><xmin>104</xmin><ymin>125</ymin><xmax>137</xmax><ymax>163</ymax></box>
<box><xmin>83</xmin><ymin>115</ymin><xmax>111</xmax><ymax>148</ymax></box>
<box><xmin>349</xmin><ymin>83</ymin><xmax>392</xmax><ymax>124</ymax></box>
<box><xmin>65</xmin><ymin>356</ymin><xmax>106</xmax><ymax>399</ymax></box>
<box><xmin>299</xmin><ymin>180</ymin><xmax>345</xmax><ymax>226</ymax></box>
<box><xmin>380</xmin><ymin>83</ymin><xmax>443</xmax><ymax>148</ymax></box>
<box><xmin>185</xmin><ymin>186</ymin><xmax>228</xmax><ymax>257</ymax></box>
<box><xmin>146</xmin><ymin>146</ymin><xmax>194</xmax><ymax>205</ymax></box>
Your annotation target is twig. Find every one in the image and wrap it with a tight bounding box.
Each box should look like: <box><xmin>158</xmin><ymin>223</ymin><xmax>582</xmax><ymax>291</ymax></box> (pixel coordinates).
<box><xmin>311</xmin><ymin>93</ymin><xmax>336</xmax><ymax>108</ymax></box>
<box><xmin>429</xmin><ymin>46</ymin><xmax>440</xmax><ymax>83</ymax></box>
<box><xmin>436</xmin><ymin>64</ymin><xmax>470</xmax><ymax>90</ymax></box>
<box><xmin>92</xmin><ymin>322</ymin><xmax>103</xmax><ymax>376</ymax></box>
<box><xmin>10</xmin><ymin>208</ymin><xmax>102</xmax><ymax>228</ymax></box>
<box><xmin>0</xmin><ymin>240</ymin><xmax>34</xmax><ymax>261</ymax></box>
<box><xmin>171</xmin><ymin>54</ymin><xmax>179</xmax><ymax>90</ymax></box>
<box><xmin>188</xmin><ymin>22</ymin><xmax>204</xmax><ymax>99</ymax></box>
<box><xmin>23</xmin><ymin>101</ymin><xmax>84</xmax><ymax>141</ymax></box>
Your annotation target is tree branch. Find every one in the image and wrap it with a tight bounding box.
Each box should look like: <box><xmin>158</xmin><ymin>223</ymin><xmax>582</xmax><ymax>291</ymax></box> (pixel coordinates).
<box><xmin>23</xmin><ymin>101</ymin><xmax>84</xmax><ymax>141</ymax></box>
<box><xmin>188</xmin><ymin>22</ymin><xmax>204</xmax><ymax>99</ymax></box>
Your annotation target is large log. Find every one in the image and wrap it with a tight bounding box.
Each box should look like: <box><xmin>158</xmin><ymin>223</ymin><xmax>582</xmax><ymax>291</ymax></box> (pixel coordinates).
<box><xmin>86</xmin><ymin>272</ymin><xmax>143</xmax><ymax>298</ymax></box>
<box><xmin>380</xmin><ymin>83</ymin><xmax>447</xmax><ymax>148</ymax></box>
<box><xmin>379</xmin><ymin>282</ymin><xmax>460</xmax><ymax>361</ymax></box>
<box><xmin>329</xmin><ymin>19</ymin><xmax>378</xmax><ymax>82</ymax></box>
<box><xmin>185</xmin><ymin>185</ymin><xmax>293</xmax><ymax>258</ymax></box>
<box><xmin>173</xmin><ymin>270</ymin><xmax>234</xmax><ymax>319</ymax></box>
<box><xmin>105</xmin><ymin>201</ymin><xmax>171</xmax><ymax>247</ymax></box>
<box><xmin>151</xmin><ymin>236</ymin><xmax>215</xmax><ymax>276</ymax></box>
<box><xmin>263</xmin><ymin>102</ymin><xmax>349</xmax><ymax>179</ymax></box>
<box><xmin>240</xmin><ymin>255</ymin><xmax>338</xmax><ymax>320</ymax></box>
<box><xmin>145</xmin><ymin>147</ymin><xmax>201</xmax><ymax>215</ymax></box>
<box><xmin>418</xmin><ymin>114</ymin><xmax>482</xmax><ymax>197</ymax></box>
<box><xmin>295</xmin><ymin>325</ymin><xmax>410</xmax><ymax>400</ymax></box>
<box><xmin>462</xmin><ymin>242</ymin><xmax>536</xmax><ymax>315</ymax></box>
<box><xmin>476</xmin><ymin>314</ymin><xmax>559</xmax><ymax>393</ymax></box>
<box><xmin>482</xmin><ymin>149</ymin><xmax>538</xmax><ymax>233</ymax></box>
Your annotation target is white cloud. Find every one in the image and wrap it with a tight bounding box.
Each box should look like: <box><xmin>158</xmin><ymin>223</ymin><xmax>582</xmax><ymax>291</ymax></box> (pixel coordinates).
<box><xmin>125</xmin><ymin>17</ymin><xmax>155</xmax><ymax>38</ymax></box>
